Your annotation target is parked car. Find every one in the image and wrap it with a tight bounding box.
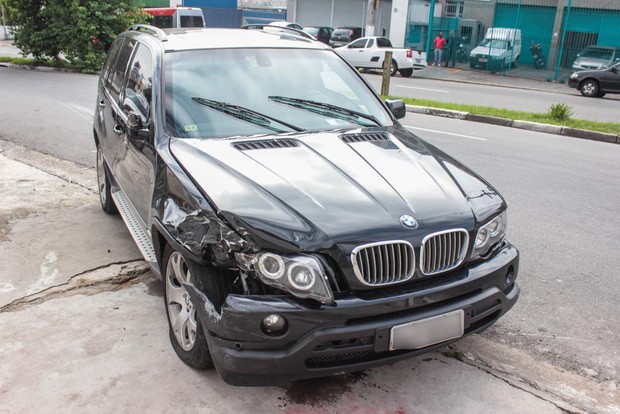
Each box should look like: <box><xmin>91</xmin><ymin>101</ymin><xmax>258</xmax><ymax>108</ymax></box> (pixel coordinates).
<box><xmin>303</xmin><ymin>26</ymin><xmax>333</xmax><ymax>44</ymax></box>
<box><xmin>571</xmin><ymin>45</ymin><xmax>620</xmax><ymax>71</ymax></box>
<box><xmin>144</xmin><ymin>7</ymin><xmax>205</xmax><ymax>28</ymax></box>
<box><xmin>470</xmin><ymin>28</ymin><xmax>522</xmax><ymax>71</ymax></box>
<box><xmin>329</xmin><ymin>27</ymin><xmax>363</xmax><ymax>47</ymax></box>
<box><xmin>268</xmin><ymin>20</ymin><xmax>303</xmax><ymax>30</ymax></box>
<box><xmin>568</xmin><ymin>62</ymin><xmax>620</xmax><ymax>97</ymax></box>
<box><xmin>94</xmin><ymin>24</ymin><xmax>519</xmax><ymax>386</ymax></box>
<box><xmin>336</xmin><ymin>36</ymin><xmax>427</xmax><ymax>77</ymax></box>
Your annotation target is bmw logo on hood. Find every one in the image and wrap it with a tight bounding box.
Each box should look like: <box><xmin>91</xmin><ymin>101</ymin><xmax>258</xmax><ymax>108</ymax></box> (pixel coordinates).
<box><xmin>400</xmin><ymin>215</ymin><xmax>418</xmax><ymax>229</ymax></box>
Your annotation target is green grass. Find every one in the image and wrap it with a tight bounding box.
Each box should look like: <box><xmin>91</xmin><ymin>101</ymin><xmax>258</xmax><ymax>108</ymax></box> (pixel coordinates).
<box><xmin>386</xmin><ymin>96</ymin><xmax>620</xmax><ymax>135</ymax></box>
<box><xmin>0</xmin><ymin>56</ymin><xmax>70</xmax><ymax>68</ymax></box>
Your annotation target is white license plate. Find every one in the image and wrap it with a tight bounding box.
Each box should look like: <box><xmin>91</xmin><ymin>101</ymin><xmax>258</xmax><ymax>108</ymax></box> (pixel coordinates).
<box><xmin>479</xmin><ymin>57</ymin><xmax>488</xmax><ymax>63</ymax></box>
<box><xmin>415</xmin><ymin>59</ymin><xmax>422</xmax><ymax>63</ymax></box>
<box><xmin>389</xmin><ymin>309</ymin><xmax>464</xmax><ymax>351</ymax></box>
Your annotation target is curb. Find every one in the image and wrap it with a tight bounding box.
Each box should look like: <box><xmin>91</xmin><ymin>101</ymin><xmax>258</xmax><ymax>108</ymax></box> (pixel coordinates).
<box><xmin>406</xmin><ymin>104</ymin><xmax>620</xmax><ymax>144</ymax></box>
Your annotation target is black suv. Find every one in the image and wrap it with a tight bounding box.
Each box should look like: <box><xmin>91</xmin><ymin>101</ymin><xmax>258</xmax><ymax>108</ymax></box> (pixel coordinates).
<box><xmin>95</xmin><ymin>24</ymin><xmax>519</xmax><ymax>386</ymax></box>
<box><xmin>329</xmin><ymin>27</ymin><xmax>363</xmax><ymax>47</ymax></box>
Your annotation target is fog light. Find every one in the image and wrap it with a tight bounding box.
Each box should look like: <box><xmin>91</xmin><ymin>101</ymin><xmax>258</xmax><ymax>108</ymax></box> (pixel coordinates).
<box><xmin>262</xmin><ymin>314</ymin><xmax>288</xmax><ymax>336</ymax></box>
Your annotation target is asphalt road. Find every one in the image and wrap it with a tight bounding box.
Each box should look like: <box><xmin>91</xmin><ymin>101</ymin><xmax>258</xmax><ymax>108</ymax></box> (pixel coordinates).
<box><xmin>1</xmin><ymin>66</ymin><xmax>618</xmax><ymax>384</ymax></box>
<box><xmin>362</xmin><ymin>72</ymin><xmax>620</xmax><ymax>124</ymax></box>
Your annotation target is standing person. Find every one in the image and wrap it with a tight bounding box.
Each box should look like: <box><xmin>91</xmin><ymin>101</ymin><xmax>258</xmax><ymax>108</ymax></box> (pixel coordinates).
<box><xmin>444</xmin><ymin>30</ymin><xmax>457</xmax><ymax>67</ymax></box>
<box><xmin>433</xmin><ymin>32</ymin><xmax>446</xmax><ymax>66</ymax></box>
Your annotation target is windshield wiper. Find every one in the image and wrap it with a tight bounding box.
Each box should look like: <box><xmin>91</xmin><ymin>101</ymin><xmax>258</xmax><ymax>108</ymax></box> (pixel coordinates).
<box><xmin>268</xmin><ymin>95</ymin><xmax>381</xmax><ymax>127</ymax></box>
<box><xmin>192</xmin><ymin>97</ymin><xmax>304</xmax><ymax>133</ymax></box>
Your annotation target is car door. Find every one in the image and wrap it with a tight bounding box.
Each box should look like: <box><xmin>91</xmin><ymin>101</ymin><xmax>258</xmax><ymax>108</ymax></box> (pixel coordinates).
<box><xmin>340</xmin><ymin>38</ymin><xmax>368</xmax><ymax>67</ymax></box>
<box><xmin>114</xmin><ymin>43</ymin><xmax>157</xmax><ymax>224</ymax></box>
<box><xmin>98</xmin><ymin>38</ymin><xmax>136</xmax><ymax>179</ymax></box>
<box><xmin>600</xmin><ymin>64</ymin><xmax>620</xmax><ymax>92</ymax></box>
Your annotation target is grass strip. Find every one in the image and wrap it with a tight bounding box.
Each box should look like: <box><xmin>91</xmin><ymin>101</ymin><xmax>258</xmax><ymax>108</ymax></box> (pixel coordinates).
<box><xmin>387</xmin><ymin>96</ymin><xmax>620</xmax><ymax>135</ymax></box>
<box><xmin>0</xmin><ymin>56</ymin><xmax>70</xmax><ymax>68</ymax></box>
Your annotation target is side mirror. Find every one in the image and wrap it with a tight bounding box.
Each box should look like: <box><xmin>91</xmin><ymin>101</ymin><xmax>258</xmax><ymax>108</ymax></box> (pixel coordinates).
<box><xmin>126</xmin><ymin>111</ymin><xmax>149</xmax><ymax>141</ymax></box>
<box><xmin>385</xmin><ymin>99</ymin><xmax>406</xmax><ymax>120</ymax></box>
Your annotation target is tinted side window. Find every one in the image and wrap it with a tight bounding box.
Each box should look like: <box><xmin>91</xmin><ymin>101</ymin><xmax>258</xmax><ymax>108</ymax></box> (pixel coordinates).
<box><xmin>349</xmin><ymin>39</ymin><xmax>367</xmax><ymax>49</ymax></box>
<box><xmin>180</xmin><ymin>15</ymin><xmax>203</xmax><ymax>28</ymax></box>
<box><xmin>377</xmin><ymin>38</ymin><xmax>392</xmax><ymax>48</ymax></box>
<box><xmin>124</xmin><ymin>44</ymin><xmax>154</xmax><ymax>123</ymax></box>
<box><xmin>102</xmin><ymin>38</ymin><xmax>124</xmax><ymax>84</ymax></box>
<box><xmin>110</xmin><ymin>39</ymin><xmax>137</xmax><ymax>99</ymax></box>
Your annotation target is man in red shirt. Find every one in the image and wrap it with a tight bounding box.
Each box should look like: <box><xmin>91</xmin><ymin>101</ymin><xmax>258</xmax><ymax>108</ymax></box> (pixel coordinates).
<box><xmin>433</xmin><ymin>32</ymin><xmax>446</xmax><ymax>66</ymax></box>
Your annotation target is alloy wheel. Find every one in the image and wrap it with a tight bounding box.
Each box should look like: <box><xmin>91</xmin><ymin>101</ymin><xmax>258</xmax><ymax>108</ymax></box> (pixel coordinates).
<box><xmin>166</xmin><ymin>251</ymin><xmax>198</xmax><ymax>351</ymax></box>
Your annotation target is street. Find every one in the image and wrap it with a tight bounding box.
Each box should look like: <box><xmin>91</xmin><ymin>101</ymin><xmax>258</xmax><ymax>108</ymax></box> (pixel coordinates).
<box><xmin>362</xmin><ymin>71</ymin><xmax>620</xmax><ymax>124</ymax></box>
<box><xmin>0</xmin><ymin>66</ymin><xmax>619</xmax><ymax>413</ymax></box>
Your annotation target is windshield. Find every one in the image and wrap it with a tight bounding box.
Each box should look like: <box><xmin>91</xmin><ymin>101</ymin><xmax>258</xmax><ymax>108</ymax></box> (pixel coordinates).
<box><xmin>479</xmin><ymin>38</ymin><xmax>508</xmax><ymax>49</ymax></box>
<box><xmin>164</xmin><ymin>48</ymin><xmax>392</xmax><ymax>138</ymax></box>
<box><xmin>580</xmin><ymin>48</ymin><xmax>613</xmax><ymax>60</ymax></box>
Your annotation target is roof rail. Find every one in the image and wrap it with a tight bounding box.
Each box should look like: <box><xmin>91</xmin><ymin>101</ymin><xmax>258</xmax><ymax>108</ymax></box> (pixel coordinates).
<box><xmin>241</xmin><ymin>24</ymin><xmax>314</xmax><ymax>41</ymax></box>
<box><xmin>128</xmin><ymin>24</ymin><xmax>168</xmax><ymax>42</ymax></box>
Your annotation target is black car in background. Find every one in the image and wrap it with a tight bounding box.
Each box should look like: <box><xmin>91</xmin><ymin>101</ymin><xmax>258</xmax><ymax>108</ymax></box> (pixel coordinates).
<box><xmin>329</xmin><ymin>27</ymin><xmax>363</xmax><ymax>47</ymax></box>
<box><xmin>94</xmin><ymin>24</ymin><xmax>519</xmax><ymax>386</ymax></box>
<box><xmin>569</xmin><ymin>62</ymin><xmax>620</xmax><ymax>97</ymax></box>
<box><xmin>303</xmin><ymin>26</ymin><xmax>333</xmax><ymax>44</ymax></box>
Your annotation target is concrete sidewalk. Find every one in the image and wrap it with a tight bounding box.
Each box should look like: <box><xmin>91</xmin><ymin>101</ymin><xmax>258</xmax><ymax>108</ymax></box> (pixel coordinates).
<box><xmin>1</xmin><ymin>139</ymin><xmax>618</xmax><ymax>413</ymax></box>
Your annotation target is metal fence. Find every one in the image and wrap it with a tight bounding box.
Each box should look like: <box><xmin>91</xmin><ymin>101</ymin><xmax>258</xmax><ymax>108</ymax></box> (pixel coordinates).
<box><xmin>405</xmin><ymin>0</ymin><xmax>620</xmax><ymax>80</ymax></box>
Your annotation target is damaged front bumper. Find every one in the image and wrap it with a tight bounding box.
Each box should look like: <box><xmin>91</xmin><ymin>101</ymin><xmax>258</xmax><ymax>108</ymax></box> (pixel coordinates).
<box><xmin>186</xmin><ymin>243</ymin><xmax>520</xmax><ymax>386</ymax></box>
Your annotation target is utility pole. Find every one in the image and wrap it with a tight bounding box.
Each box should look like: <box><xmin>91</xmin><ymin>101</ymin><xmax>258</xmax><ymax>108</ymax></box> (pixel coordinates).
<box><xmin>365</xmin><ymin>0</ymin><xmax>378</xmax><ymax>37</ymax></box>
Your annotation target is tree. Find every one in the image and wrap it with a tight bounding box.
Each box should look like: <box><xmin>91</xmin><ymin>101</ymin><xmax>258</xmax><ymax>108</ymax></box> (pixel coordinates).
<box><xmin>5</xmin><ymin>0</ymin><xmax>146</xmax><ymax>72</ymax></box>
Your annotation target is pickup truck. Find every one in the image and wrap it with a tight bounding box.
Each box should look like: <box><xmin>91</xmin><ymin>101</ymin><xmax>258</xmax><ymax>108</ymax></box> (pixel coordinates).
<box><xmin>335</xmin><ymin>36</ymin><xmax>427</xmax><ymax>77</ymax></box>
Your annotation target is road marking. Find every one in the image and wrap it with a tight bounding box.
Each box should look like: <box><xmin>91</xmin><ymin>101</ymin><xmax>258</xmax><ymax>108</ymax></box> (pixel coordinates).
<box><xmin>395</xmin><ymin>85</ymin><xmax>450</xmax><ymax>93</ymax></box>
<box><xmin>60</xmin><ymin>102</ymin><xmax>94</xmax><ymax>123</ymax></box>
<box><xmin>404</xmin><ymin>126</ymin><xmax>487</xmax><ymax>141</ymax></box>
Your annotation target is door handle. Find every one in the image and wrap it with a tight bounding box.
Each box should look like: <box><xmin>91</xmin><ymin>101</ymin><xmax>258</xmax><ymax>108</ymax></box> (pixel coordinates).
<box><xmin>98</xmin><ymin>100</ymin><xmax>106</xmax><ymax>108</ymax></box>
<box><xmin>113</xmin><ymin>124</ymin><xmax>123</xmax><ymax>135</ymax></box>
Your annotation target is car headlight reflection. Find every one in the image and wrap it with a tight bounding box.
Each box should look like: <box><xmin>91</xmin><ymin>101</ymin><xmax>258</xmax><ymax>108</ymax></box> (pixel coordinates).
<box><xmin>472</xmin><ymin>211</ymin><xmax>507</xmax><ymax>259</ymax></box>
<box><xmin>249</xmin><ymin>253</ymin><xmax>333</xmax><ymax>304</ymax></box>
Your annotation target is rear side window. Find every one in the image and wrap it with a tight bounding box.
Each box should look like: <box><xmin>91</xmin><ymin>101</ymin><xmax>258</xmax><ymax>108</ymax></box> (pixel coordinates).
<box><xmin>124</xmin><ymin>44</ymin><xmax>154</xmax><ymax>123</ymax></box>
<box><xmin>377</xmin><ymin>38</ymin><xmax>392</xmax><ymax>48</ymax></box>
<box><xmin>101</xmin><ymin>38</ymin><xmax>124</xmax><ymax>83</ymax></box>
<box><xmin>180</xmin><ymin>15</ymin><xmax>204</xmax><ymax>28</ymax></box>
<box><xmin>149</xmin><ymin>15</ymin><xmax>173</xmax><ymax>28</ymax></box>
<box><xmin>109</xmin><ymin>39</ymin><xmax>137</xmax><ymax>99</ymax></box>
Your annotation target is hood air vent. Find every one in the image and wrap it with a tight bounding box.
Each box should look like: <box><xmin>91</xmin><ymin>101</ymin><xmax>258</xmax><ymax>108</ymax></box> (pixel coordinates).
<box><xmin>233</xmin><ymin>139</ymin><xmax>299</xmax><ymax>151</ymax></box>
<box><xmin>340</xmin><ymin>132</ymin><xmax>390</xmax><ymax>144</ymax></box>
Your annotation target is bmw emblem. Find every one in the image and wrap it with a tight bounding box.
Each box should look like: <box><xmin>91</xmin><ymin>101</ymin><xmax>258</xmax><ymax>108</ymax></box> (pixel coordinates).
<box><xmin>400</xmin><ymin>215</ymin><xmax>418</xmax><ymax>229</ymax></box>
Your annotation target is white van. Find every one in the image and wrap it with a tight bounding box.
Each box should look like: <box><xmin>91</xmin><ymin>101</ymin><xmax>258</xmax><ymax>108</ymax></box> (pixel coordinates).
<box><xmin>144</xmin><ymin>7</ymin><xmax>205</xmax><ymax>29</ymax></box>
<box><xmin>469</xmin><ymin>28</ymin><xmax>522</xmax><ymax>70</ymax></box>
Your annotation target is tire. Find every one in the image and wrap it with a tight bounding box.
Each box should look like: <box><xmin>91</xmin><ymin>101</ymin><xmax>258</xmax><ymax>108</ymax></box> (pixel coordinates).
<box><xmin>390</xmin><ymin>60</ymin><xmax>398</xmax><ymax>76</ymax></box>
<box><xmin>96</xmin><ymin>143</ymin><xmax>118</xmax><ymax>215</ymax></box>
<box><xmin>456</xmin><ymin>49</ymin><xmax>467</xmax><ymax>63</ymax></box>
<box><xmin>399</xmin><ymin>68</ymin><xmax>413</xmax><ymax>78</ymax></box>
<box><xmin>598</xmin><ymin>92</ymin><xmax>606</xmax><ymax>98</ymax></box>
<box><xmin>162</xmin><ymin>245</ymin><xmax>230</xmax><ymax>370</ymax></box>
<box><xmin>511</xmin><ymin>55</ymin><xmax>519</xmax><ymax>68</ymax></box>
<box><xmin>469</xmin><ymin>59</ymin><xmax>476</xmax><ymax>69</ymax></box>
<box><xmin>580</xmin><ymin>79</ymin><xmax>600</xmax><ymax>97</ymax></box>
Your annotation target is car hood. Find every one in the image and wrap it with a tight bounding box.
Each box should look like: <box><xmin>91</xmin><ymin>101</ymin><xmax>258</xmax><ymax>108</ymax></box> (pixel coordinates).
<box><xmin>573</xmin><ymin>57</ymin><xmax>611</xmax><ymax>69</ymax></box>
<box><xmin>471</xmin><ymin>46</ymin><xmax>507</xmax><ymax>58</ymax></box>
<box><xmin>169</xmin><ymin>126</ymin><xmax>504</xmax><ymax>252</ymax></box>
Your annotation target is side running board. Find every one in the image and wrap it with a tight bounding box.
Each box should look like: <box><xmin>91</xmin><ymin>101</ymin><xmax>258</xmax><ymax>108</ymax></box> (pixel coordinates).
<box><xmin>111</xmin><ymin>190</ymin><xmax>159</xmax><ymax>271</ymax></box>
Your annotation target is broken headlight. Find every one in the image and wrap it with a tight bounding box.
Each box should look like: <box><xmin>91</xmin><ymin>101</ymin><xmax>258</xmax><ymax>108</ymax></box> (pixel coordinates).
<box><xmin>236</xmin><ymin>252</ymin><xmax>334</xmax><ymax>304</ymax></box>
<box><xmin>471</xmin><ymin>211</ymin><xmax>507</xmax><ymax>259</ymax></box>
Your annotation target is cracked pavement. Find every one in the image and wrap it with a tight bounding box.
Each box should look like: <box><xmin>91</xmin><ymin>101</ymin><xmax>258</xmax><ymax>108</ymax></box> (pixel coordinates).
<box><xmin>0</xmin><ymin>140</ymin><xmax>617</xmax><ymax>413</ymax></box>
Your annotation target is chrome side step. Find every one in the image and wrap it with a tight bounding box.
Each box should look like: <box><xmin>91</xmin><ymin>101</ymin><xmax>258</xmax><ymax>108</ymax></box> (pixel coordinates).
<box><xmin>111</xmin><ymin>190</ymin><xmax>158</xmax><ymax>269</ymax></box>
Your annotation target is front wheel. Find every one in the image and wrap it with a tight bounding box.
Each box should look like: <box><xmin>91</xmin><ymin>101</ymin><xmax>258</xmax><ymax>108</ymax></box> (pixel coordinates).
<box><xmin>163</xmin><ymin>246</ymin><xmax>230</xmax><ymax>370</ymax></box>
<box><xmin>388</xmin><ymin>60</ymin><xmax>398</xmax><ymax>76</ymax></box>
<box><xmin>580</xmin><ymin>79</ymin><xmax>600</xmax><ymax>97</ymax></box>
<box><xmin>399</xmin><ymin>68</ymin><xmax>413</xmax><ymax>78</ymax></box>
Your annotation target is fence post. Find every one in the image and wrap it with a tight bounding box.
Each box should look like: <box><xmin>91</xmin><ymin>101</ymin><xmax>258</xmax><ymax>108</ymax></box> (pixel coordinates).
<box><xmin>425</xmin><ymin>0</ymin><xmax>436</xmax><ymax>63</ymax></box>
<box><xmin>381</xmin><ymin>51</ymin><xmax>393</xmax><ymax>96</ymax></box>
<box><xmin>555</xmin><ymin>0</ymin><xmax>572</xmax><ymax>80</ymax></box>
<box><xmin>506</xmin><ymin>0</ymin><xmax>522</xmax><ymax>76</ymax></box>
